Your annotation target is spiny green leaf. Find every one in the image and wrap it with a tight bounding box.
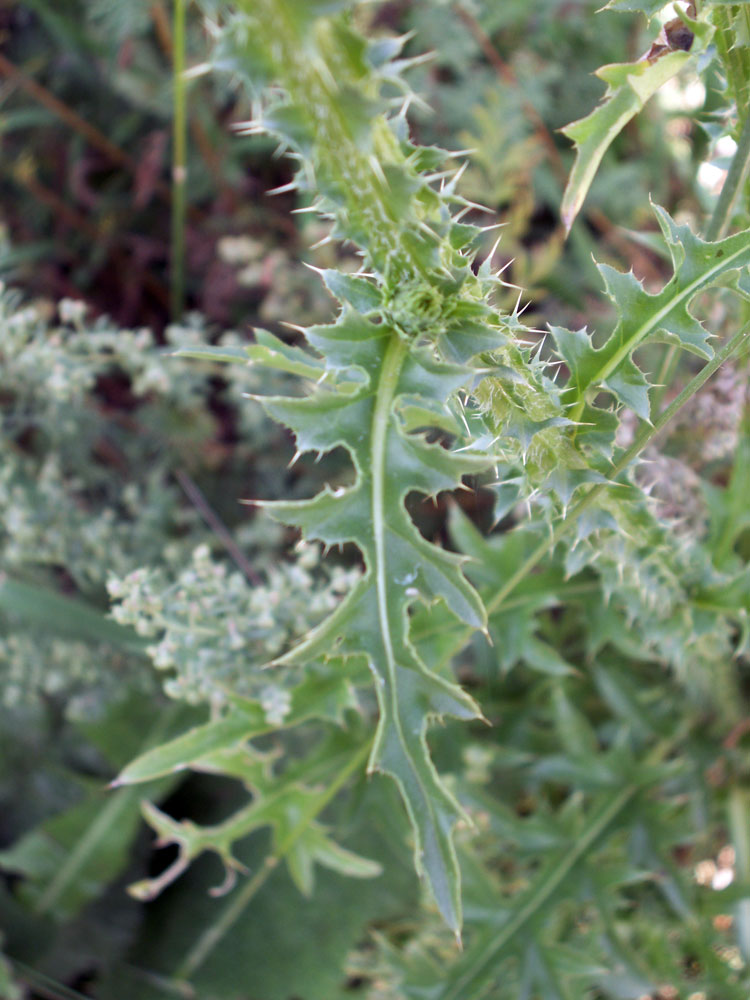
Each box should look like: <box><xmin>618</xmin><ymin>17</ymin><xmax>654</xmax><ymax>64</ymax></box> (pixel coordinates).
<box><xmin>560</xmin><ymin>19</ymin><xmax>711</xmax><ymax>232</ymax></box>
<box><xmin>115</xmin><ymin>672</ymin><xmax>357</xmax><ymax>785</ymax></box>
<box><xmin>127</xmin><ymin>737</ymin><xmax>378</xmax><ymax>903</ymax></box>
<box><xmin>258</xmin><ymin>321</ymin><xmax>492</xmax><ymax>931</ymax></box>
<box><xmin>173</xmin><ymin>344</ymin><xmax>253</xmax><ymax>365</ymax></box>
<box><xmin>322</xmin><ymin>270</ymin><xmax>382</xmax><ymax>313</ymax></box>
<box><xmin>201</xmin><ymin>0</ymin><xmax>516</xmax><ymax>934</ymax></box>
<box><xmin>114</xmin><ymin>713</ymin><xmax>257</xmax><ymax>785</ymax></box>
<box><xmin>249</xmin><ymin>329</ymin><xmax>326</xmax><ymax>378</ymax></box>
<box><xmin>554</xmin><ymin>206</ymin><xmax>750</xmax><ymax>422</ymax></box>
<box><xmin>176</xmin><ymin>333</ymin><xmax>326</xmax><ymax>379</ymax></box>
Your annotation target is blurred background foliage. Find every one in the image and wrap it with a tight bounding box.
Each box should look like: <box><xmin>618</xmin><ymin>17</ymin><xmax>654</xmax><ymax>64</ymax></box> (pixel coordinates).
<box><xmin>0</xmin><ymin>0</ymin><xmax>711</xmax><ymax>329</ymax></box>
<box><xmin>3</xmin><ymin>1</ymin><xmax>750</xmax><ymax>999</ymax></box>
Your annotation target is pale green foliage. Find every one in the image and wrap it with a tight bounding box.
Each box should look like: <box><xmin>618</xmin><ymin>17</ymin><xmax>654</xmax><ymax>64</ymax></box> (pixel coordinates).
<box><xmin>1</xmin><ymin>293</ymin><xmax>199</xmax><ymax>590</ymax></box>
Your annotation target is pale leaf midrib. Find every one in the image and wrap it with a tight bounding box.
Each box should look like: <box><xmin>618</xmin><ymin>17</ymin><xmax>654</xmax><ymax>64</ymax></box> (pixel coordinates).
<box><xmin>371</xmin><ymin>336</ymin><xmax>410</xmax><ymax>755</ymax></box>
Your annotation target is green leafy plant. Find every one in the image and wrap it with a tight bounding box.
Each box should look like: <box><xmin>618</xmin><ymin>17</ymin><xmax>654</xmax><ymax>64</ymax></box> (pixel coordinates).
<box><xmin>111</xmin><ymin>0</ymin><xmax>750</xmax><ymax>974</ymax></box>
<box><xmin>4</xmin><ymin>2</ymin><xmax>750</xmax><ymax>999</ymax></box>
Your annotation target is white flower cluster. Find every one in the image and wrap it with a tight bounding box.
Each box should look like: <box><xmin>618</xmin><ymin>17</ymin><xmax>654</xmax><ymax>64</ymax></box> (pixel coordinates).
<box><xmin>0</xmin><ymin>630</ymin><xmax>152</xmax><ymax>718</ymax></box>
<box><xmin>0</xmin><ymin>287</ymin><xmax>299</xmax><ymax>719</ymax></box>
<box><xmin>108</xmin><ymin>540</ymin><xmax>360</xmax><ymax>707</ymax></box>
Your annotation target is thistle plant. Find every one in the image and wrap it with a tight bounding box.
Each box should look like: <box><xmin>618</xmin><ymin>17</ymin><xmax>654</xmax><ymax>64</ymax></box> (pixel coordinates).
<box><xmin>116</xmin><ymin>0</ymin><xmax>750</xmax><ymax>956</ymax></box>
<box><xmin>5</xmin><ymin>2</ymin><xmax>750</xmax><ymax>998</ymax></box>
<box><xmin>122</xmin><ymin>0</ymin><xmax>518</xmax><ymax>935</ymax></box>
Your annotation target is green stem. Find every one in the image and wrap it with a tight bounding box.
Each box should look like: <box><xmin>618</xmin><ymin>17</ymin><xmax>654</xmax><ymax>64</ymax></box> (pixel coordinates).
<box><xmin>172</xmin><ymin>738</ymin><xmax>373</xmax><ymax>984</ymax></box>
<box><xmin>650</xmin><ymin>342</ymin><xmax>680</xmax><ymax>413</ymax></box>
<box><xmin>170</xmin><ymin>0</ymin><xmax>187</xmax><ymax>320</ymax></box>
<box><xmin>485</xmin><ymin>322</ymin><xmax>750</xmax><ymax>619</ymax></box>
<box><xmin>705</xmin><ymin>103</ymin><xmax>750</xmax><ymax>242</ymax></box>
<box><xmin>728</xmin><ymin>786</ymin><xmax>750</xmax><ymax>963</ymax></box>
